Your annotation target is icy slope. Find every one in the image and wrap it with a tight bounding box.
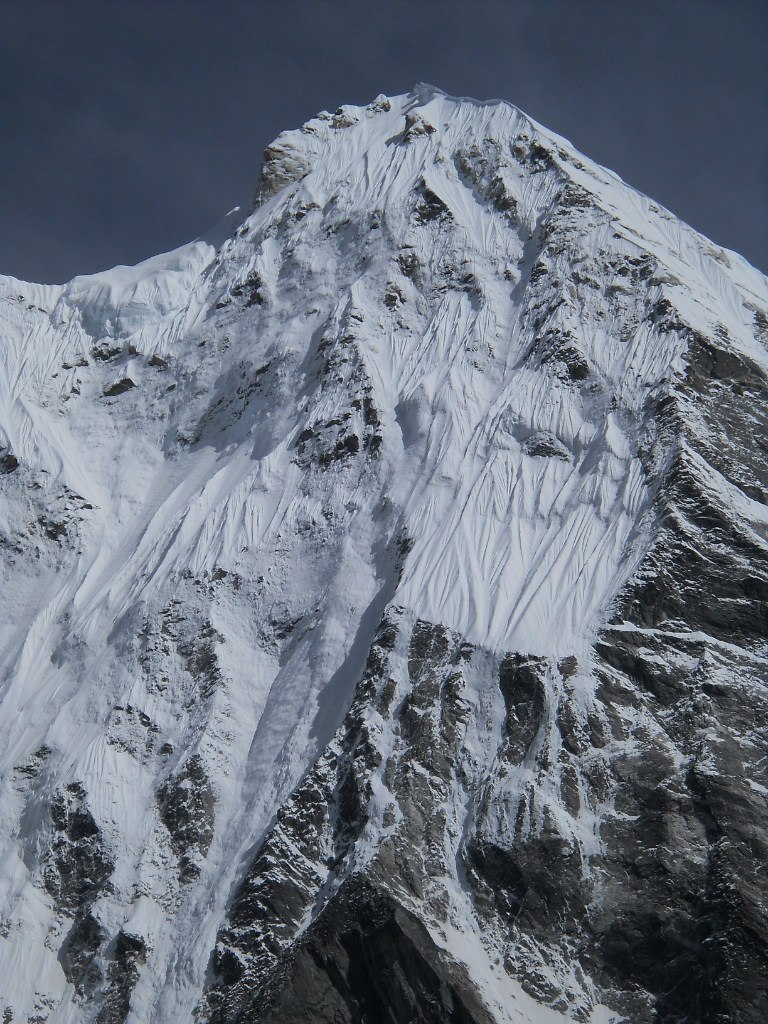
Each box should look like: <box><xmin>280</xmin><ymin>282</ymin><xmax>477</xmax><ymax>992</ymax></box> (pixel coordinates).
<box><xmin>1</xmin><ymin>85</ymin><xmax>767</xmax><ymax>1024</ymax></box>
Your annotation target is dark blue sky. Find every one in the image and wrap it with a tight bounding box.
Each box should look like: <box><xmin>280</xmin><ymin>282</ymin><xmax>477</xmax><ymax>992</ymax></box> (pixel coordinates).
<box><xmin>2</xmin><ymin>0</ymin><xmax>766</xmax><ymax>283</ymax></box>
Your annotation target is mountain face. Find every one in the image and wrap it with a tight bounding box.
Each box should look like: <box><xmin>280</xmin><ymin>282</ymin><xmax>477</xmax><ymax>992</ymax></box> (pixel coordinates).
<box><xmin>1</xmin><ymin>84</ymin><xmax>767</xmax><ymax>1024</ymax></box>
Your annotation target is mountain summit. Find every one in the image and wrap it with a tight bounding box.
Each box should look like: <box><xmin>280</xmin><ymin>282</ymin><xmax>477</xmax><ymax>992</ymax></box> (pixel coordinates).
<box><xmin>1</xmin><ymin>86</ymin><xmax>767</xmax><ymax>1024</ymax></box>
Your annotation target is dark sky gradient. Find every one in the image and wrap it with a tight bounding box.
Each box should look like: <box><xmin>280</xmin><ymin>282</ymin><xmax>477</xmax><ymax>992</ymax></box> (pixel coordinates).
<box><xmin>2</xmin><ymin>0</ymin><xmax>766</xmax><ymax>283</ymax></box>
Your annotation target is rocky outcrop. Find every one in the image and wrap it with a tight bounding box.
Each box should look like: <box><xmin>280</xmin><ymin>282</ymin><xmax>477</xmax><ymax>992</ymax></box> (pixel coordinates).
<box><xmin>96</xmin><ymin>932</ymin><xmax>147</xmax><ymax>1024</ymax></box>
<box><xmin>157</xmin><ymin>754</ymin><xmax>216</xmax><ymax>882</ymax></box>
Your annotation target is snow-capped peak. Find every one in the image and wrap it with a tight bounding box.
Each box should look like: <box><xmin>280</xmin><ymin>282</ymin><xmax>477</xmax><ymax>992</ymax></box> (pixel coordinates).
<box><xmin>1</xmin><ymin>88</ymin><xmax>766</xmax><ymax>1024</ymax></box>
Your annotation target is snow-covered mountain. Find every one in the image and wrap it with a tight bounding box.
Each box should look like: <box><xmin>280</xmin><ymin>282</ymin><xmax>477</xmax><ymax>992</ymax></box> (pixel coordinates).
<box><xmin>1</xmin><ymin>84</ymin><xmax>767</xmax><ymax>1024</ymax></box>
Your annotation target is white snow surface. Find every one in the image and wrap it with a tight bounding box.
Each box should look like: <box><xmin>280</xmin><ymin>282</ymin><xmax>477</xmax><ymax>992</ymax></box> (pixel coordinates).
<box><xmin>0</xmin><ymin>84</ymin><xmax>766</xmax><ymax>1023</ymax></box>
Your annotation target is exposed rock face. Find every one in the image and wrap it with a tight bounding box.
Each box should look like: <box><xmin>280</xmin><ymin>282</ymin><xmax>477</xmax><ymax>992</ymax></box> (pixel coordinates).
<box><xmin>157</xmin><ymin>753</ymin><xmax>216</xmax><ymax>882</ymax></box>
<box><xmin>1</xmin><ymin>85</ymin><xmax>767</xmax><ymax>1023</ymax></box>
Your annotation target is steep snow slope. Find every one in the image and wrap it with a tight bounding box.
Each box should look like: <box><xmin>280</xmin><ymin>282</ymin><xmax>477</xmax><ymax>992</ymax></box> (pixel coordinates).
<box><xmin>1</xmin><ymin>85</ymin><xmax>767</xmax><ymax>1024</ymax></box>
